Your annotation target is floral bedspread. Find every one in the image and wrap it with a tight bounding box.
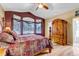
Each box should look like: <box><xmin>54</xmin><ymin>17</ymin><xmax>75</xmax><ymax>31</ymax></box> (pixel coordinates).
<box><xmin>8</xmin><ymin>35</ymin><xmax>51</xmax><ymax>56</ymax></box>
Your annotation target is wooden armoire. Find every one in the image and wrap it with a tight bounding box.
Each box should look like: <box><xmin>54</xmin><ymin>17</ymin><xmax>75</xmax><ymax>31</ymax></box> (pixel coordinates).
<box><xmin>52</xmin><ymin>19</ymin><xmax>67</xmax><ymax>45</ymax></box>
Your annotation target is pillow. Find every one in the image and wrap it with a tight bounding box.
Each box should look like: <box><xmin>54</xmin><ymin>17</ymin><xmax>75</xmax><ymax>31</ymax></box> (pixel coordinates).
<box><xmin>10</xmin><ymin>31</ymin><xmax>19</xmax><ymax>40</ymax></box>
<box><xmin>3</xmin><ymin>31</ymin><xmax>19</xmax><ymax>41</ymax></box>
<box><xmin>0</xmin><ymin>32</ymin><xmax>15</xmax><ymax>43</ymax></box>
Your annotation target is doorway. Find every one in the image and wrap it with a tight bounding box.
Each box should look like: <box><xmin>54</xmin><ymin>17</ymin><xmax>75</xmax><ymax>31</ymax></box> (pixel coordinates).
<box><xmin>73</xmin><ymin>17</ymin><xmax>79</xmax><ymax>46</ymax></box>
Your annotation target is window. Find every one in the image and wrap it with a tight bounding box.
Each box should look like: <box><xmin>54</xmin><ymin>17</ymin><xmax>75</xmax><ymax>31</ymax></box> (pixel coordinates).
<box><xmin>36</xmin><ymin>20</ymin><xmax>42</xmax><ymax>34</ymax></box>
<box><xmin>36</xmin><ymin>23</ymin><xmax>41</xmax><ymax>33</ymax></box>
<box><xmin>13</xmin><ymin>19</ymin><xmax>21</xmax><ymax>34</ymax></box>
<box><xmin>13</xmin><ymin>15</ymin><xmax>21</xmax><ymax>34</ymax></box>
<box><xmin>23</xmin><ymin>21</ymin><xmax>34</xmax><ymax>34</ymax></box>
<box><xmin>13</xmin><ymin>15</ymin><xmax>43</xmax><ymax>35</ymax></box>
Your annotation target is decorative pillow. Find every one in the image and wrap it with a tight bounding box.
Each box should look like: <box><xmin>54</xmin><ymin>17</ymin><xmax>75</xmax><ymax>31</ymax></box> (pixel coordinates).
<box><xmin>0</xmin><ymin>32</ymin><xmax>14</xmax><ymax>43</ymax></box>
<box><xmin>3</xmin><ymin>31</ymin><xmax>19</xmax><ymax>41</ymax></box>
<box><xmin>10</xmin><ymin>31</ymin><xmax>19</xmax><ymax>40</ymax></box>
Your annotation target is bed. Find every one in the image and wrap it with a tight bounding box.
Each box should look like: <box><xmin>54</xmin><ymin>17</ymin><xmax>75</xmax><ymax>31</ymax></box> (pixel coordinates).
<box><xmin>0</xmin><ymin>19</ymin><xmax>52</xmax><ymax>56</ymax></box>
<box><xmin>0</xmin><ymin>31</ymin><xmax>52</xmax><ymax>56</ymax></box>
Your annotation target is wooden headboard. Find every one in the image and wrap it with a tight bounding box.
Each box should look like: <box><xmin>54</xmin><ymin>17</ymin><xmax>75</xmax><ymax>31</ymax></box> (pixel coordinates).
<box><xmin>0</xmin><ymin>23</ymin><xmax>2</xmax><ymax>33</ymax></box>
<box><xmin>0</xmin><ymin>20</ymin><xmax>2</xmax><ymax>33</ymax></box>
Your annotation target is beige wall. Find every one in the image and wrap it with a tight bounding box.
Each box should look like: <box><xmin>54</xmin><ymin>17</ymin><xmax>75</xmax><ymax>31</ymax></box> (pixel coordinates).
<box><xmin>45</xmin><ymin>9</ymin><xmax>76</xmax><ymax>45</ymax></box>
<box><xmin>0</xmin><ymin>5</ymin><xmax>4</xmax><ymax>18</ymax></box>
<box><xmin>0</xmin><ymin>5</ymin><xmax>4</xmax><ymax>30</ymax></box>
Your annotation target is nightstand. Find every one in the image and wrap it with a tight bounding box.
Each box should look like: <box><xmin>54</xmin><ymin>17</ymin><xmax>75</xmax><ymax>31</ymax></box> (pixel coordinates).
<box><xmin>0</xmin><ymin>48</ymin><xmax>7</xmax><ymax>56</ymax></box>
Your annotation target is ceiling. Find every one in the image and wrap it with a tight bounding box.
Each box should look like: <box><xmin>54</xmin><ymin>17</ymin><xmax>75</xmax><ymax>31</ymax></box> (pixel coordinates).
<box><xmin>1</xmin><ymin>3</ymin><xmax>79</xmax><ymax>19</ymax></box>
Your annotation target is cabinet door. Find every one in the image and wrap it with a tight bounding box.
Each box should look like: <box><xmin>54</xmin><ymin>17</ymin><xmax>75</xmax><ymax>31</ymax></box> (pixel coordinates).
<box><xmin>63</xmin><ymin>21</ymin><xmax>67</xmax><ymax>44</ymax></box>
<box><xmin>52</xmin><ymin>20</ymin><xmax>58</xmax><ymax>35</ymax></box>
<box><xmin>57</xmin><ymin>20</ymin><xmax>63</xmax><ymax>35</ymax></box>
<box><xmin>52</xmin><ymin>20</ymin><xmax>59</xmax><ymax>43</ymax></box>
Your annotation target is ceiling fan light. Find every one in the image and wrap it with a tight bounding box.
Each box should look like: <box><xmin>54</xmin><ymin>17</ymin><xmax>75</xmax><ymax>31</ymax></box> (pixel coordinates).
<box><xmin>36</xmin><ymin>3</ymin><xmax>48</xmax><ymax>10</ymax></box>
<box><xmin>38</xmin><ymin>4</ymin><xmax>43</xmax><ymax>8</ymax></box>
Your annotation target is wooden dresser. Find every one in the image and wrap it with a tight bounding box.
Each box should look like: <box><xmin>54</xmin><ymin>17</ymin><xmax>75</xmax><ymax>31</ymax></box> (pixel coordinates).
<box><xmin>52</xmin><ymin>19</ymin><xmax>67</xmax><ymax>45</ymax></box>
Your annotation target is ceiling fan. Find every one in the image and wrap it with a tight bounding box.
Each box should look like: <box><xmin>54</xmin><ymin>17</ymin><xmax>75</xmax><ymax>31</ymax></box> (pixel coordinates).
<box><xmin>36</xmin><ymin>3</ymin><xmax>49</xmax><ymax>10</ymax></box>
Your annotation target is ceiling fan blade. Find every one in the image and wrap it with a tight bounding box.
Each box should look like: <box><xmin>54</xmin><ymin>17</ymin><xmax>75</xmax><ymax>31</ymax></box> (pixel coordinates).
<box><xmin>41</xmin><ymin>3</ymin><xmax>48</xmax><ymax>9</ymax></box>
<box><xmin>43</xmin><ymin>5</ymin><xmax>48</xmax><ymax>9</ymax></box>
<box><xmin>35</xmin><ymin>3</ymin><xmax>49</xmax><ymax>10</ymax></box>
<box><xmin>36</xmin><ymin>7</ymin><xmax>39</xmax><ymax>10</ymax></box>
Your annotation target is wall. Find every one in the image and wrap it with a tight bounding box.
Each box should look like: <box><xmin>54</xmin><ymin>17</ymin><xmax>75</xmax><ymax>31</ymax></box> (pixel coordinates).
<box><xmin>45</xmin><ymin>9</ymin><xmax>76</xmax><ymax>45</ymax></box>
<box><xmin>0</xmin><ymin>5</ymin><xmax>4</xmax><ymax>18</ymax></box>
<box><xmin>0</xmin><ymin>5</ymin><xmax>4</xmax><ymax>30</ymax></box>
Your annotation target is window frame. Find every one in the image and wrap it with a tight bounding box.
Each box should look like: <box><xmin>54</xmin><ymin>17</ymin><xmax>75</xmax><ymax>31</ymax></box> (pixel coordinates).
<box><xmin>12</xmin><ymin>18</ymin><xmax>43</xmax><ymax>35</ymax></box>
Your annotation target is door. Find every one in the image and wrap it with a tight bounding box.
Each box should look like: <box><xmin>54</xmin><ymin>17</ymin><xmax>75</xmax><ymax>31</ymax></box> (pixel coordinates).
<box><xmin>73</xmin><ymin>17</ymin><xmax>79</xmax><ymax>46</ymax></box>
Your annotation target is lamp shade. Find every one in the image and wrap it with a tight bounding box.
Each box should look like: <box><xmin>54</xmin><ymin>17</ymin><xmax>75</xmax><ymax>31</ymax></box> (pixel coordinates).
<box><xmin>4</xmin><ymin>27</ymin><xmax>11</xmax><ymax>32</ymax></box>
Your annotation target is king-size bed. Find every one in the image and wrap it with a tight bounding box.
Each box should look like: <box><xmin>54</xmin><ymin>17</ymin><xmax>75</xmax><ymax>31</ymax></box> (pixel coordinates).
<box><xmin>0</xmin><ymin>22</ymin><xmax>52</xmax><ymax>56</ymax></box>
<box><xmin>9</xmin><ymin>34</ymin><xmax>52</xmax><ymax>56</ymax></box>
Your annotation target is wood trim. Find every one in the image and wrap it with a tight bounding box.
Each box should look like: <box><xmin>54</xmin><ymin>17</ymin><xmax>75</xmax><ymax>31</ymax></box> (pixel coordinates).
<box><xmin>34</xmin><ymin>48</ymin><xmax>50</xmax><ymax>56</ymax></box>
<box><xmin>21</xmin><ymin>17</ymin><xmax>23</xmax><ymax>35</ymax></box>
<box><xmin>5</xmin><ymin>11</ymin><xmax>45</xmax><ymax>36</ymax></box>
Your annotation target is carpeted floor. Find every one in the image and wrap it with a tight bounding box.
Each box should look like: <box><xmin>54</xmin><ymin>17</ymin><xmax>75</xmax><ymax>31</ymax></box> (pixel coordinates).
<box><xmin>37</xmin><ymin>44</ymin><xmax>79</xmax><ymax>56</ymax></box>
<box><xmin>44</xmin><ymin>45</ymin><xmax>79</xmax><ymax>56</ymax></box>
